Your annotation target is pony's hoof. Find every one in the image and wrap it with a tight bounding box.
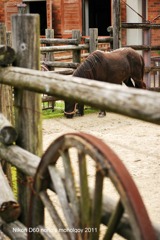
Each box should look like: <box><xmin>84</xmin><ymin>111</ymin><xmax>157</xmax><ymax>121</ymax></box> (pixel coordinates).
<box><xmin>98</xmin><ymin>112</ymin><xmax>106</xmax><ymax>118</ymax></box>
<box><xmin>64</xmin><ymin>114</ymin><xmax>74</xmax><ymax>119</ymax></box>
<box><xmin>76</xmin><ymin>111</ymin><xmax>84</xmax><ymax>117</ymax></box>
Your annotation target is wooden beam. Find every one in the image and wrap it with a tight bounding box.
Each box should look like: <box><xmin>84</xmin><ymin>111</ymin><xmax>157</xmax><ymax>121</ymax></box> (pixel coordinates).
<box><xmin>0</xmin><ymin>23</ymin><xmax>14</xmax><ymax>183</ymax></box>
<box><xmin>112</xmin><ymin>0</ymin><xmax>120</xmax><ymax>49</ymax></box>
<box><xmin>11</xmin><ymin>14</ymin><xmax>43</xmax><ymax>228</ymax></box>
<box><xmin>0</xmin><ymin>45</ymin><xmax>16</xmax><ymax>66</ymax></box>
<box><xmin>0</xmin><ymin>166</ymin><xmax>21</xmax><ymax>222</ymax></box>
<box><xmin>0</xmin><ymin>66</ymin><xmax>160</xmax><ymax>125</ymax></box>
<box><xmin>0</xmin><ymin>143</ymin><xmax>40</xmax><ymax>177</ymax></box>
<box><xmin>1</xmin><ymin>220</ymin><xmax>27</xmax><ymax>239</ymax></box>
<box><xmin>72</xmin><ymin>30</ymin><xmax>81</xmax><ymax>64</ymax></box>
<box><xmin>0</xmin><ymin>114</ymin><xmax>17</xmax><ymax>145</ymax></box>
<box><xmin>122</xmin><ymin>22</ymin><xmax>160</xmax><ymax>29</ymax></box>
<box><xmin>123</xmin><ymin>45</ymin><xmax>160</xmax><ymax>51</ymax></box>
<box><xmin>89</xmin><ymin>28</ymin><xmax>98</xmax><ymax>53</ymax></box>
<box><xmin>41</xmin><ymin>61</ymin><xmax>79</xmax><ymax>69</ymax></box>
<box><xmin>40</xmin><ymin>38</ymin><xmax>79</xmax><ymax>45</ymax></box>
<box><xmin>40</xmin><ymin>44</ymin><xmax>89</xmax><ymax>53</ymax></box>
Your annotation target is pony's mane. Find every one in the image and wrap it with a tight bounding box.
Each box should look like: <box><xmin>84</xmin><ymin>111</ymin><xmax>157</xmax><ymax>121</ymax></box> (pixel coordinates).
<box><xmin>73</xmin><ymin>50</ymin><xmax>104</xmax><ymax>79</ymax></box>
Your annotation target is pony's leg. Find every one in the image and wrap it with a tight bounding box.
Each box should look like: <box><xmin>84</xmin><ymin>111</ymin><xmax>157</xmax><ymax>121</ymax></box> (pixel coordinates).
<box><xmin>98</xmin><ymin>110</ymin><xmax>106</xmax><ymax>118</ymax></box>
<box><xmin>64</xmin><ymin>100</ymin><xmax>76</xmax><ymax>118</ymax></box>
<box><xmin>123</xmin><ymin>78</ymin><xmax>135</xmax><ymax>87</ymax></box>
<box><xmin>134</xmin><ymin>80</ymin><xmax>146</xmax><ymax>89</ymax></box>
<box><xmin>76</xmin><ymin>103</ymin><xmax>84</xmax><ymax>116</ymax></box>
<box><xmin>124</xmin><ymin>78</ymin><xmax>146</xmax><ymax>89</ymax></box>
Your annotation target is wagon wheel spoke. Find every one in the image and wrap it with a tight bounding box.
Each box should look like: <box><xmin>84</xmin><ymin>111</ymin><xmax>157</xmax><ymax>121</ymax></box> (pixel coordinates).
<box><xmin>47</xmin><ymin>165</ymin><xmax>79</xmax><ymax>240</ymax></box>
<box><xmin>39</xmin><ymin>191</ymin><xmax>70</xmax><ymax>240</ymax></box>
<box><xmin>37</xmin><ymin>225</ymin><xmax>56</xmax><ymax>240</ymax></box>
<box><xmin>78</xmin><ymin>151</ymin><xmax>91</xmax><ymax>231</ymax></box>
<box><xmin>103</xmin><ymin>199</ymin><xmax>124</xmax><ymax>240</ymax></box>
<box><xmin>89</xmin><ymin>170</ymin><xmax>104</xmax><ymax>240</ymax></box>
<box><xmin>29</xmin><ymin>132</ymin><xmax>156</xmax><ymax>240</ymax></box>
<box><xmin>60</xmin><ymin>149</ymin><xmax>80</xmax><ymax>223</ymax></box>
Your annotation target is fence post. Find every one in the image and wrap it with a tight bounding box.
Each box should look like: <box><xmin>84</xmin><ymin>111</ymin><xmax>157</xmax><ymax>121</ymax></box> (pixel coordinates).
<box><xmin>107</xmin><ymin>26</ymin><xmax>113</xmax><ymax>50</ymax></box>
<box><xmin>0</xmin><ymin>23</ymin><xmax>13</xmax><ymax>123</ymax></box>
<box><xmin>0</xmin><ymin>22</ymin><xmax>6</xmax><ymax>44</ymax></box>
<box><xmin>6</xmin><ymin>31</ymin><xmax>12</xmax><ymax>46</ymax></box>
<box><xmin>72</xmin><ymin>30</ymin><xmax>81</xmax><ymax>63</ymax></box>
<box><xmin>11</xmin><ymin>14</ymin><xmax>43</xmax><ymax>232</ymax></box>
<box><xmin>0</xmin><ymin>23</ymin><xmax>13</xmax><ymax>184</ymax></box>
<box><xmin>89</xmin><ymin>28</ymin><xmax>98</xmax><ymax>53</ymax></box>
<box><xmin>112</xmin><ymin>0</ymin><xmax>120</xmax><ymax>49</ymax></box>
<box><xmin>143</xmin><ymin>28</ymin><xmax>151</xmax><ymax>87</ymax></box>
<box><xmin>45</xmin><ymin>28</ymin><xmax>54</xmax><ymax>70</ymax></box>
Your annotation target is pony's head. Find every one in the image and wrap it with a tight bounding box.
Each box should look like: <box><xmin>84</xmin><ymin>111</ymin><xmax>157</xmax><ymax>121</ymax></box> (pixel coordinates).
<box><xmin>64</xmin><ymin>101</ymin><xmax>77</xmax><ymax>118</ymax></box>
<box><xmin>141</xmin><ymin>81</ymin><xmax>147</xmax><ymax>89</ymax></box>
<box><xmin>134</xmin><ymin>79</ymin><xmax>146</xmax><ymax>89</ymax></box>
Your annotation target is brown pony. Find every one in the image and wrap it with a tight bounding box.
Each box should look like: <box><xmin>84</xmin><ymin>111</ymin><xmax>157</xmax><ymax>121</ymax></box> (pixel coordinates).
<box><xmin>64</xmin><ymin>47</ymin><xmax>146</xmax><ymax>118</ymax></box>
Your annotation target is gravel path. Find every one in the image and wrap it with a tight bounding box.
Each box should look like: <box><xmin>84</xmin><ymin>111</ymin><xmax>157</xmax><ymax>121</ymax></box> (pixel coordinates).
<box><xmin>42</xmin><ymin>111</ymin><xmax>160</xmax><ymax>237</ymax></box>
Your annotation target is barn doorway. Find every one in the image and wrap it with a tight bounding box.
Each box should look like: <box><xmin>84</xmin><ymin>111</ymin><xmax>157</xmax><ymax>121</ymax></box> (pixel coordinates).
<box><xmin>83</xmin><ymin>0</ymin><xmax>111</xmax><ymax>36</ymax></box>
<box><xmin>23</xmin><ymin>0</ymin><xmax>47</xmax><ymax>35</ymax></box>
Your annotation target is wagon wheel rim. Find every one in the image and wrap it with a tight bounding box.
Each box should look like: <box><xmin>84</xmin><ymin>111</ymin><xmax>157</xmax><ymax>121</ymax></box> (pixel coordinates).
<box><xmin>29</xmin><ymin>132</ymin><xmax>156</xmax><ymax>240</ymax></box>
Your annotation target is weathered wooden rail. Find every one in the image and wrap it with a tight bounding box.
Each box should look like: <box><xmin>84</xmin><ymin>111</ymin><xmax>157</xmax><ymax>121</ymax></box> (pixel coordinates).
<box><xmin>0</xmin><ymin>14</ymin><xmax>160</xmax><ymax>240</ymax></box>
<box><xmin>40</xmin><ymin>28</ymin><xmax>112</xmax><ymax>71</ymax></box>
<box><xmin>1</xmin><ymin>66</ymin><xmax>160</xmax><ymax>124</ymax></box>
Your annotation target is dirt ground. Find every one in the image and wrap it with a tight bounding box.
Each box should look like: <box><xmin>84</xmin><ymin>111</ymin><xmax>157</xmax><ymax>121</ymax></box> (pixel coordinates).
<box><xmin>42</xmin><ymin>111</ymin><xmax>160</xmax><ymax>236</ymax></box>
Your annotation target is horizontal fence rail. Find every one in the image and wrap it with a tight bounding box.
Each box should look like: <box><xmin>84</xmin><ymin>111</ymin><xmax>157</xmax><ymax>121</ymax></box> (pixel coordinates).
<box><xmin>40</xmin><ymin>61</ymin><xmax>79</xmax><ymax>69</ymax></box>
<box><xmin>0</xmin><ymin>66</ymin><xmax>160</xmax><ymax>125</ymax></box>
<box><xmin>83</xmin><ymin>37</ymin><xmax>113</xmax><ymax>44</ymax></box>
<box><xmin>40</xmin><ymin>38</ymin><xmax>79</xmax><ymax>45</ymax></box>
<box><xmin>122</xmin><ymin>22</ymin><xmax>160</xmax><ymax>29</ymax></box>
<box><xmin>40</xmin><ymin>44</ymin><xmax>89</xmax><ymax>53</ymax></box>
<box><xmin>124</xmin><ymin>45</ymin><xmax>160</xmax><ymax>51</ymax></box>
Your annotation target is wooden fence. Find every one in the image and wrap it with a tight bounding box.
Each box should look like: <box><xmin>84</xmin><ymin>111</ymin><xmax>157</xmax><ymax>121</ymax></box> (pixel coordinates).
<box><xmin>40</xmin><ymin>28</ymin><xmax>113</xmax><ymax>70</ymax></box>
<box><xmin>40</xmin><ymin>28</ymin><xmax>112</xmax><ymax>110</ymax></box>
<box><xmin>121</xmin><ymin>22</ymin><xmax>160</xmax><ymax>90</ymax></box>
<box><xmin>40</xmin><ymin>25</ymin><xmax>160</xmax><ymax>92</ymax></box>
<box><xmin>39</xmin><ymin>25</ymin><xmax>160</xmax><ymax>111</ymax></box>
<box><xmin>0</xmin><ymin>14</ymin><xmax>160</xmax><ymax>239</ymax></box>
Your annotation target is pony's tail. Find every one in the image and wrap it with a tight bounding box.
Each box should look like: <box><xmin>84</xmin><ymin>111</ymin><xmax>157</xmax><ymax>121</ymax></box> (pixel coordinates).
<box><xmin>140</xmin><ymin>55</ymin><xmax>146</xmax><ymax>89</ymax></box>
<box><xmin>140</xmin><ymin>55</ymin><xmax>145</xmax><ymax>79</ymax></box>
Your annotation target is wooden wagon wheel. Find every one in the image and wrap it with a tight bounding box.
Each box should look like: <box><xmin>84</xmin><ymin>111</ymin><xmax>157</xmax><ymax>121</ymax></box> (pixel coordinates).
<box><xmin>28</xmin><ymin>132</ymin><xmax>156</xmax><ymax>240</ymax></box>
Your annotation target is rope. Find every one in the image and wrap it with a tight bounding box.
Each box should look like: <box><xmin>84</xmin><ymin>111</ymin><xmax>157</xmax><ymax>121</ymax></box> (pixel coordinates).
<box><xmin>121</xmin><ymin>0</ymin><xmax>147</xmax><ymax>22</ymax></box>
<box><xmin>152</xmin><ymin>14</ymin><xmax>160</xmax><ymax>22</ymax></box>
<box><xmin>121</xmin><ymin>0</ymin><xmax>160</xmax><ymax>23</ymax></box>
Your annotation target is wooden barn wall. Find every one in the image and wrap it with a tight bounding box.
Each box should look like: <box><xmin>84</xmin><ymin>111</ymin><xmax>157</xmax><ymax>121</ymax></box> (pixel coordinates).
<box><xmin>1</xmin><ymin>0</ymin><xmax>21</xmax><ymax>31</ymax></box>
<box><xmin>47</xmin><ymin>0</ymin><xmax>53</xmax><ymax>29</ymax></box>
<box><xmin>61</xmin><ymin>0</ymin><xmax>82</xmax><ymax>38</ymax></box>
<box><xmin>148</xmin><ymin>0</ymin><xmax>160</xmax><ymax>55</ymax></box>
<box><xmin>0</xmin><ymin>0</ymin><xmax>160</xmax><ymax>44</ymax></box>
<box><xmin>121</xmin><ymin>0</ymin><xmax>160</xmax><ymax>56</ymax></box>
<box><xmin>0</xmin><ymin>1</ymin><xmax>5</xmax><ymax>23</ymax></box>
<box><xmin>120</xmin><ymin>1</ymin><xmax>127</xmax><ymax>46</ymax></box>
<box><xmin>52</xmin><ymin>0</ymin><xmax>62</xmax><ymax>37</ymax></box>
